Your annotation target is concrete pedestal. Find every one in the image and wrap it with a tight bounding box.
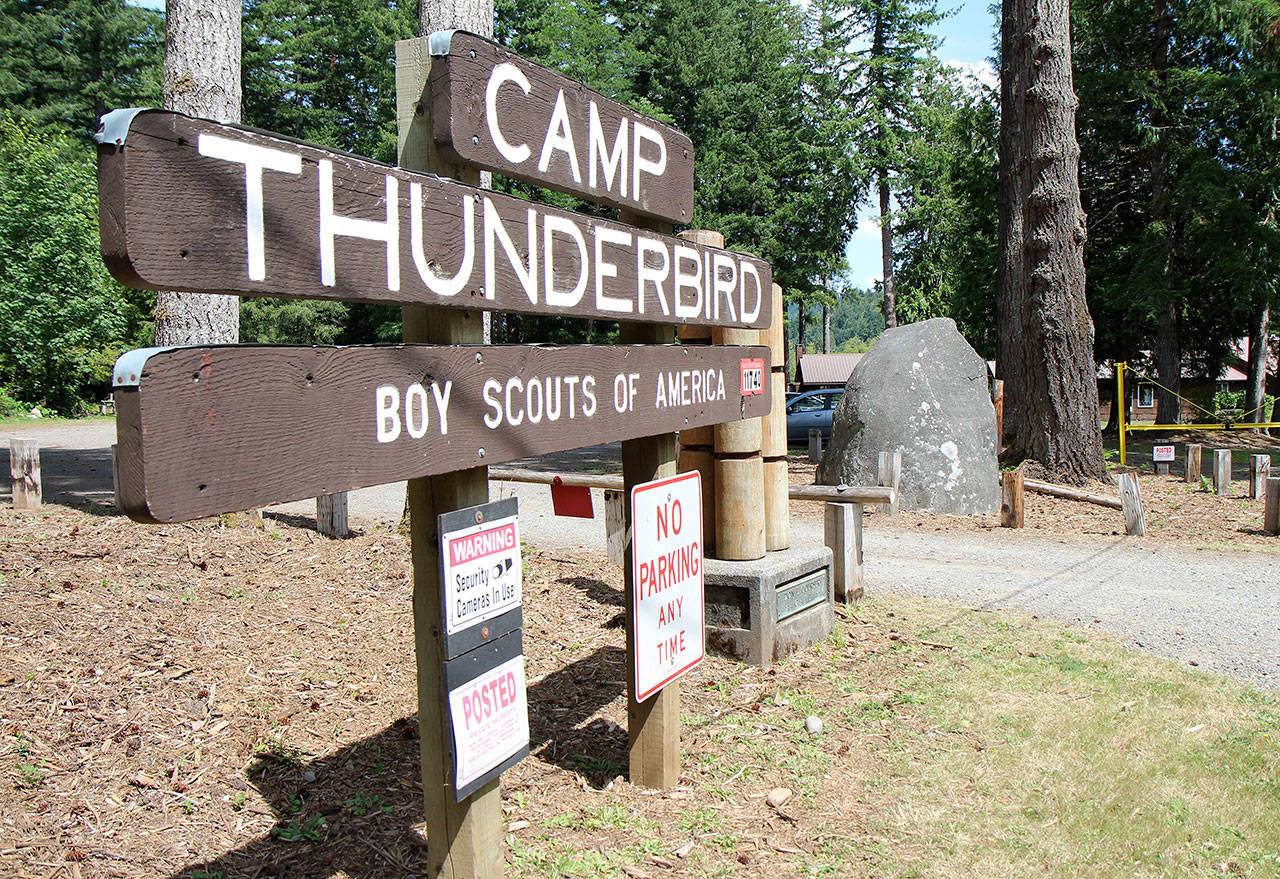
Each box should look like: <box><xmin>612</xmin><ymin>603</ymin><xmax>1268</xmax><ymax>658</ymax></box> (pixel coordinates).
<box><xmin>703</xmin><ymin>545</ymin><xmax>834</xmax><ymax>666</ymax></box>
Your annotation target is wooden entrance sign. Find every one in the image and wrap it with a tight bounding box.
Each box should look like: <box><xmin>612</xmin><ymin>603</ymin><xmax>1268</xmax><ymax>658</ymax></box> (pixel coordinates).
<box><xmin>96</xmin><ymin>110</ymin><xmax>770</xmax><ymax>329</ymax></box>
<box><xmin>112</xmin><ymin>342</ymin><xmax>770</xmax><ymax>523</ymax></box>
<box><xmin>428</xmin><ymin>31</ymin><xmax>694</xmax><ymax>225</ymax></box>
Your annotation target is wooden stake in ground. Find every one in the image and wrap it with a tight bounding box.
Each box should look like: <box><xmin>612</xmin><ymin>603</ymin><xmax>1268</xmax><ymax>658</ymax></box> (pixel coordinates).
<box><xmin>9</xmin><ymin>438</ymin><xmax>40</xmax><ymax>511</ymax></box>
<box><xmin>1000</xmin><ymin>469</ymin><xmax>1024</xmax><ymax>528</ymax></box>
<box><xmin>877</xmin><ymin>451</ymin><xmax>902</xmax><ymax>515</ymax></box>
<box><xmin>1118</xmin><ymin>473</ymin><xmax>1145</xmax><ymax>537</ymax></box>
<box><xmin>316</xmin><ymin>493</ymin><xmax>349</xmax><ymax>538</ymax></box>
<box><xmin>991</xmin><ymin>379</ymin><xmax>1004</xmax><ymax>452</ymax></box>
<box><xmin>825</xmin><ymin>502</ymin><xmax>863</xmax><ymax>602</ymax></box>
<box><xmin>1186</xmin><ymin>444</ymin><xmax>1202</xmax><ymax>483</ymax></box>
<box><xmin>1213</xmin><ymin>449</ymin><xmax>1232</xmax><ymax>495</ymax></box>
<box><xmin>397</xmin><ymin>33</ymin><xmax>502</xmax><ymax>878</ymax></box>
<box><xmin>1249</xmin><ymin>455</ymin><xmax>1270</xmax><ymax>500</ymax></box>
<box><xmin>1265</xmin><ymin>477</ymin><xmax>1280</xmax><ymax>535</ymax></box>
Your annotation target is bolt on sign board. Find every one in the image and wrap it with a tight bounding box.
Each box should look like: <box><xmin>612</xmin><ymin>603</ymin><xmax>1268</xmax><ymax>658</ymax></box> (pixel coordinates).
<box><xmin>1153</xmin><ymin>444</ymin><xmax>1175</xmax><ymax>463</ymax></box>
<box><xmin>443</xmin><ymin>627</ymin><xmax>530</xmax><ymax>801</ymax></box>
<box><xmin>111</xmin><ymin>343</ymin><xmax>771</xmax><ymax>523</ymax></box>
<box><xmin>439</xmin><ymin>497</ymin><xmax>522</xmax><ymax>660</ymax></box>
<box><xmin>427</xmin><ymin>31</ymin><xmax>695</xmax><ymax>225</ymax></box>
<box><xmin>630</xmin><ymin>470</ymin><xmax>704</xmax><ymax>702</ymax></box>
<box><xmin>95</xmin><ymin>110</ymin><xmax>771</xmax><ymax>329</ymax></box>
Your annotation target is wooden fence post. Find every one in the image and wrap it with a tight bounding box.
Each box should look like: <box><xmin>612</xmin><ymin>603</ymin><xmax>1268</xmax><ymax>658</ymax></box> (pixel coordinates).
<box><xmin>877</xmin><ymin>451</ymin><xmax>902</xmax><ymax>515</ymax></box>
<box><xmin>316</xmin><ymin>492</ymin><xmax>349</xmax><ymax>538</ymax></box>
<box><xmin>1185</xmin><ymin>444</ymin><xmax>1202</xmax><ymax>483</ymax></box>
<box><xmin>808</xmin><ymin>429</ymin><xmax>823</xmax><ymax>463</ymax></box>
<box><xmin>111</xmin><ymin>443</ymin><xmax>121</xmax><ymax>510</ymax></box>
<box><xmin>1000</xmin><ymin>470</ymin><xmax>1024</xmax><ymax>528</ymax></box>
<box><xmin>1118</xmin><ymin>473</ymin><xmax>1145</xmax><ymax>536</ymax></box>
<box><xmin>760</xmin><ymin>283</ymin><xmax>789</xmax><ymax>552</ymax></box>
<box><xmin>1155</xmin><ymin>460</ymin><xmax>1170</xmax><ymax>476</ymax></box>
<box><xmin>676</xmin><ymin>230</ymin><xmax>720</xmax><ymax>558</ymax></box>
<box><xmin>604</xmin><ymin>489</ymin><xmax>626</xmax><ymax>566</ymax></box>
<box><xmin>396</xmin><ymin>36</ymin><xmax>501</xmax><ymax>877</ymax></box>
<box><xmin>1250</xmin><ymin>454</ymin><xmax>1270</xmax><ymax>500</ymax></box>
<box><xmin>1265</xmin><ymin>477</ymin><xmax>1280</xmax><ymax>535</ymax></box>
<box><xmin>825</xmin><ymin>502</ymin><xmax>863</xmax><ymax>603</ymax></box>
<box><xmin>1213</xmin><ymin>449</ymin><xmax>1232</xmax><ymax>495</ymax></box>
<box><xmin>9</xmin><ymin>438</ymin><xmax>41</xmax><ymax>510</ymax></box>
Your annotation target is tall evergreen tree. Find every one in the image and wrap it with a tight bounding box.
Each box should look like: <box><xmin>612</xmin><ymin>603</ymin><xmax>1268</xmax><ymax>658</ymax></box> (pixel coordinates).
<box><xmin>0</xmin><ymin>0</ymin><xmax>162</xmax><ymax>136</ymax></box>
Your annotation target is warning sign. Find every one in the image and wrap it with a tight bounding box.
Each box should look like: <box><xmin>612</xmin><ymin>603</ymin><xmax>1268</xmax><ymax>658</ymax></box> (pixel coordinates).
<box><xmin>630</xmin><ymin>471</ymin><xmax>704</xmax><ymax>702</ymax></box>
<box><xmin>1153</xmin><ymin>444</ymin><xmax>1175</xmax><ymax>462</ymax></box>
<box><xmin>439</xmin><ymin>498</ymin><xmax>522</xmax><ymax>659</ymax></box>
<box><xmin>444</xmin><ymin>630</ymin><xmax>530</xmax><ymax>800</ymax></box>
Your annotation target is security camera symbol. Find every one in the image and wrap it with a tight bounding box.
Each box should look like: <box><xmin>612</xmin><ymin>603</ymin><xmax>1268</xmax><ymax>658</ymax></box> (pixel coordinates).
<box><xmin>489</xmin><ymin>557</ymin><xmax>513</xmax><ymax>581</ymax></box>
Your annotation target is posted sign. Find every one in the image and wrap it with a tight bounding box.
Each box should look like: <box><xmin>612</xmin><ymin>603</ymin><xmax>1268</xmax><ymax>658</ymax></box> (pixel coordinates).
<box><xmin>1153</xmin><ymin>445</ymin><xmax>1175</xmax><ymax>463</ymax></box>
<box><xmin>443</xmin><ymin>630</ymin><xmax>530</xmax><ymax>800</ymax></box>
<box><xmin>439</xmin><ymin>497</ymin><xmax>522</xmax><ymax>659</ymax></box>
<box><xmin>630</xmin><ymin>471</ymin><xmax>704</xmax><ymax>702</ymax></box>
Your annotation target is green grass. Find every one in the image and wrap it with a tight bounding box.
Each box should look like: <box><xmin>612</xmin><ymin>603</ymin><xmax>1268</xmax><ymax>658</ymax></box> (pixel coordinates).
<box><xmin>0</xmin><ymin>413</ymin><xmax>115</xmax><ymax>429</ymax></box>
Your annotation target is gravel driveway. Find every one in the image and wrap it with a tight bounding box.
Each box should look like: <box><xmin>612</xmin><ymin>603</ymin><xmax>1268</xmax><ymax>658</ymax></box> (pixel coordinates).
<box><xmin>7</xmin><ymin>419</ymin><xmax>1278</xmax><ymax>691</ymax></box>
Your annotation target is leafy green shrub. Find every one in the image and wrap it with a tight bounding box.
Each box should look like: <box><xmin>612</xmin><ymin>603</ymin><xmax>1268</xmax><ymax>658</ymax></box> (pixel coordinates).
<box><xmin>1212</xmin><ymin>387</ymin><xmax>1274</xmax><ymax>423</ymax></box>
<box><xmin>0</xmin><ymin>115</ymin><xmax>152</xmax><ymax>415</ymax></box>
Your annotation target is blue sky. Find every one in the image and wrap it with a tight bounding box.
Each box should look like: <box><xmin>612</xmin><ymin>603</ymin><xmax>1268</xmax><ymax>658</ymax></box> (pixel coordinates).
<box><xmin>845</xmin><ymin>0</ymin><xmax>998</xmax><ymax>290</ymax></box>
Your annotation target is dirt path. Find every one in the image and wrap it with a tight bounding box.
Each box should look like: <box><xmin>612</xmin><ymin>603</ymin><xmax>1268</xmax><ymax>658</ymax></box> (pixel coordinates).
<box><xmin>6</xmin><ymin>420</ymin><xmax>1278</xmax><ymax>691</ymax></box>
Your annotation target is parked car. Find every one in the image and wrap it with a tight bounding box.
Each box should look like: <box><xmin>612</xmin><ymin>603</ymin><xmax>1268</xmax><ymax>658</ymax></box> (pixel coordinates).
<box><xmin>785</xmin><ymin>389</ymin><xmax>843</xmax><ymax>444</ymax></box>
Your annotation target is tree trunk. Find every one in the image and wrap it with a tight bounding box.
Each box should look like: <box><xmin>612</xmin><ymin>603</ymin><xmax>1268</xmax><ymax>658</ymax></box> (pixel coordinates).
<box><xmin>878</xmin><ymin>171</ymin><xmax>897</xmax><ymax>328</ymax></box>
<box><xmin>155</xmin><ymin>0</ymin><xmax>240</xmax><ymax>347</ymax></box>
<box><xmin>996</xmin><ymin>0</ymin><xmax>1024</xmax><ymax>446</ymax></box>
<box><xmin>822</xmin><ymin>305</ymin><xmax>832</xmax><ymax>352</ymax></box>
<box><xmin>797</xmin><ymin>304</ymin><xmax>808</xmax><ymax>354</ymax></box>
<box><xmin>1001</xmin><ymin>0</ymin><xmax>1104</xmax><ymax>483</ymax></box>
<box><xmin>1149</xmin><ymin>0</ymin><xmax>1181</xmax><ymax>426</ymax></box>
<box><xmin>1247</xmin><ymin>298</ymin><xmax>1272</xmax><ymax>431</ymax></box>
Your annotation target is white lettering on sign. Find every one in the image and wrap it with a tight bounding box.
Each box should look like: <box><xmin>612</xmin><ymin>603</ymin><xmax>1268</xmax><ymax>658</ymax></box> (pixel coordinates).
<box><xmin>197</xmin><ymin>143</ymin><xmax>764</xmax><ymax>322</ymax></box>
<box><xmin>442</xmin><ymin>513</ymin><xmax>522</xmax><ymax>636</ymax></box>
<box><xmin>375</xmin><ymin>381</ymin><xmax>453</xmax><ymax>443</ymax></box>
<box><xmin>631</xmin><ymin>471</ymin><xmax>704</xmax><ymax>702</ymax></box>
<box><xmin>448</xmin><ymin>653</ymin><xmax>529</xmax><ymax>790</ymax></box>
<box><xmin>654</xmin><ymin>369</ymin><xmax>726</xmax><ymax>408</ymax></box>
<box><xmin>1153</xmin><ymin>444</ymin><xmax>1175</xmax><ymax>463</ymax></box>
<box><xmin>483</xmin><ymin>62</ymin><xmax>668</xmax><ymax>205</ymax></box>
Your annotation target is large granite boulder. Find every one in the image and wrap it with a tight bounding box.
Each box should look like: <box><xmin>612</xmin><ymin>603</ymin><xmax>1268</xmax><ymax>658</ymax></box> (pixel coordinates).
<box><xmin>816</xmin><ymin>318</ymin><xmax>998</xmax><ymax>515</ymax></box>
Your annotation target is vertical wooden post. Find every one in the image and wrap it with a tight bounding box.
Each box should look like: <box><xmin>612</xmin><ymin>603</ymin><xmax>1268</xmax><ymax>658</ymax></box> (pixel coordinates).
<box><xmin>877</xmin><ymin>451</ymin><xmax>902</xmax><ymax>515</ymax></box>
<box><xmin>621</xmin><ymin>319</ymin><xmax>681</xmax><ymax>790</ymax></box>
<box><xmin>760</xmin><ymin>283</ymin><xmax>789</xmax><ymax>551</ymax></box>
<box><xmin>111</xmin><ymin>443</ymin><xmax>121</xmax><ymax>510</ymax></box>
<box><xmin>1000</xmin><ymin>470</ymin><xmax>1024</xmax><ymax>528</ymax></box>
<box><xmin>1249</xmin><ymin>454</ymin><xmax>1270</xmax><ymax>500</ymax></box>
<box><xmin>1118</xmin><ymin>473</ymin><xmax>1145</xmax><ymax>536</ymax></box>
<box><xmin>396</xmin><ymin>36</ymin><xmax>501</xmax><ymax>878</ymax></box>
<box><xmin>1185</xmin><ymin>443</ymin><xmax>1202</xmax><ymax>483</ymax></box>
<box><xmin>316</xmin><ymin>492</ymin><xmax>349</xmax><ymax>538</ymax></box>
<box><xmin>991</xmin><ymin>378</ymin><xmax>1004</xmax><ymax>452</ymax></box>
<box><xmin>604</xmin><ymin>489</ymin><xmax>626</xmax><ymax>566</ymax></box>
<box><xmin>9</xmin><ymin>438</ymin><xmax>40</xmax><ymax>510</ymax></box>
<box><xmin>1213</xmin><ymin>449</ymin><xmax>1232</xmax><ymax>495</ymax></box>
<box><xmin>825</xmin><ymin>502</ymin><xmax>863</xmax><ymax>603</ymax></box>
<box><xmin>1264</xmin><ymin>477</ymin><xmax>1280</xmax><ymax>535</ymax></box>
<box><xmin>622</xmin><ymin>211</ymin><xmax>681</xmax><ymax>789</ymax></box>
<box><xmin>675</xmin><ymin>230</ymin><xmax>719</xmax><ymax>557</ymax></box>
<box><xmin>808</xmin><ymin>429</ymin><xmax>823</xmax><ymax>463</ymax></box>
<box><xmin>711</xmin><ymin>323</ymin><xmax>764</xmax><ymax>561</ymax></box>
<box><xmin>1155</xmin><ymin>459</ymin><xmax>1170</xmax><ymax>476</ymax></box>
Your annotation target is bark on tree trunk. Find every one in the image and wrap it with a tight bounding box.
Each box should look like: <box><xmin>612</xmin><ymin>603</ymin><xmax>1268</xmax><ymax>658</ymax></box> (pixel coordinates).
<box><xmin>797</xmin><ymin>305</ymin><xmax>808</xmax><ymax>355</ymax></box>
<box><xmin>996</xmin><ymin>0</ymin><xmax>1023</xmax><ymax>447</ymax></box>
<box><xmin>822</xmin><ymin>305</ymin><xmax>832</xmax><ymax>353</ymax></box>
<box><xmin>155</xmin><ymin>0</ymin><xmax>241</xmax><ymax>347</ymax></box>
<box><xmin>1000</xmin><ymin>0</ymin><xmax>1104</xmax><ymax>483</ymax></box>
<box><xmin>1149</xmin><ymin>0</ymin><xmax>1182</xmax><ymax>426</ymax></box>
<box><xmin>878</xmin><ymin>172</ymin><xmax>897</xmax><ymax>328</ymax></box>
<box><xmin>1247</xmin><ymin>298</ymin><xmax>1272</xmax><ymax>431</ymax></box>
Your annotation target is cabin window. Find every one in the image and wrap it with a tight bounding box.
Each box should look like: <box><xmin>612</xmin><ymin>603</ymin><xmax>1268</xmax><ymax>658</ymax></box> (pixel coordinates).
<box><xmin>1137</xmin><ymin>383</ymin><xmax>1154</xmax><ymax>408</ymax></box>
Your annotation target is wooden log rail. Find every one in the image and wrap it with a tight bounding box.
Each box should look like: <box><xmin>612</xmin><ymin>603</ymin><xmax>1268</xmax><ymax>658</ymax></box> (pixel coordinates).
<box><xmin>1023</xmin><ymin>478</ymin><xmax>1122</xmax><ymax>510</ymax></box>
<box><xmin>487</xmin><ymin>467</ymin><xmax>896</xmax><ymax>506</ymax></box>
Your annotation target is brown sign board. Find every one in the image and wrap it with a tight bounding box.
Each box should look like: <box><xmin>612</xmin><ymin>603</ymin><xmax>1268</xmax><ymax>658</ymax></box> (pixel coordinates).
<box><xmin>427</xmin><ymin>31</ymin><xmax>695</xmax><ymax>224</ymax></box>
<box><xmin>112</xmin><ymin>342</ymin><xmax>773</xmax><ymax>523</ymax></box>
<box><xmin>96</xmin><ymin>110</ymin><xmax>771</xmax><ymax>329</ymax></box>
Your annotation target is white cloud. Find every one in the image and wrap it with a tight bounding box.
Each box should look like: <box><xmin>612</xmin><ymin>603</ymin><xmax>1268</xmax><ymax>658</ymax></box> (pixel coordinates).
<box><xmin>946</xmin><ymin>59</ymin><xmax>999</xmax><ymax>94</ymax></box>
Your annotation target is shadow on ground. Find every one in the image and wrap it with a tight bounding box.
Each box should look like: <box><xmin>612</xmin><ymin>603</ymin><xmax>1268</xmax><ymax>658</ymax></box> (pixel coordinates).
<box><xmin>173</xmin><ymin>647</ymin><xmax>626</xmax><ymax>879</ymax></box>
<box><xmin>1</xmin><ymin>445</ymin><xmax>117</xmax><ymax>514</ymax></box>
